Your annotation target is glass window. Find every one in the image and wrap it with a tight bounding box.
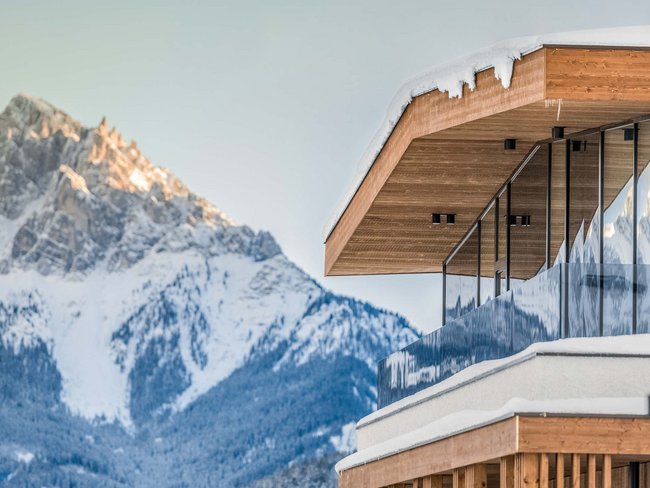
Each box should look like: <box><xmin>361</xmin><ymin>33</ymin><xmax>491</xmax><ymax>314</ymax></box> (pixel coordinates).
<box><xmin>567</xmin><ymin>133</ymin><xmax>600</xmax><ymax>337</ymax></box>
<box><xmin>445</xmin><ymin>227</ymin><xmax>478</xmax><ymax>322</ymax></box>
<box><xmin>568</xmin><ymin>133</ymin><xmax>600</xmax><ymax>264</ymax></box>
<box><xmin>637</xmin><ymin>122</ymin><xmax>650</xmax><ymax>333</ymax></box>
<box><xmin>603</xmin><ymin>126</ymin><xmax>634</xmax><ymax>335</ymax></box>
<box><xmin>510</xmin><ymin>146</ymin><xmax>548</xmax><ymax>289</ymax></box>
<box><xmin>479</xmin><ymin>204</ymin><xmax>495</xmax><ymax>305</ymax></box>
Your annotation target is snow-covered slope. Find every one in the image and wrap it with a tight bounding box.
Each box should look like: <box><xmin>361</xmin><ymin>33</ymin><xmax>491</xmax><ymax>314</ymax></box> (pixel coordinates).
<box><xmin>0</xmin><ymin>94</ymin><xmax>418</xmax><ymax>486</ymax></box>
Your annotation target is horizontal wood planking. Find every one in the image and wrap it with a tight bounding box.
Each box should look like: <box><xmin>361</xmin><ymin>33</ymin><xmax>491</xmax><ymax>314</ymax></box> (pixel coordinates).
<box><xmin>326</xmin><ymin>47</ymin><xmax>650</xmax><ymax>276</ymax></box>
<box><xmin>546</xmin><ymin>48</ymin><xmax>650</xmax><ymax>101</ymax></box>
<box><xmin>518</xmin><ymin>417</ymin><xmax>650</xmax><ymax>455</ymax></box>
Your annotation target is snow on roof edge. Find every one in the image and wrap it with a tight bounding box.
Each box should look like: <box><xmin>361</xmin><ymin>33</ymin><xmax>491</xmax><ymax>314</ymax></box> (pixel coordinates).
<box><xmin>335</xmin><ymin>396</ymin><xmax>650</xmax><ymax>474</ymax></box>
<box><xmin>323</xmin><ymin>25</ymin><xmax>650</xmax><ymax>243</ymax></box>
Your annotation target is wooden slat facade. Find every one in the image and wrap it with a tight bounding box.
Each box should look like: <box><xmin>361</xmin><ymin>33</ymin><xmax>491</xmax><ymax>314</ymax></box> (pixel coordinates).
<box><xmin>325</xmin><ymin>47</ymin><xmax>650</xmax><ymax>276</ymax></box>
<box><xmin>339</xmin><ymin>416</ymin><xmax>650</xmax><ymax>488</ymax></box>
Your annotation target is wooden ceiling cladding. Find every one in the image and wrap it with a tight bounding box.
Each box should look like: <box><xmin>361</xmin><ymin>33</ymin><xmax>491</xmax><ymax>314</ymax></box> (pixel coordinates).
<box><xmin>325</xmin><ymin>47</ymin><xmax>650</xmax><ymax>276</ymax></box>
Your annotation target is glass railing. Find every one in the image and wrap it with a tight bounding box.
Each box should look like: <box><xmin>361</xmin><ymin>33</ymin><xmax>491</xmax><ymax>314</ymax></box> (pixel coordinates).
<box><xmin>377</xmin><ymin>263</ymin><xmax>646</xmax><ymax>408</ymax></box>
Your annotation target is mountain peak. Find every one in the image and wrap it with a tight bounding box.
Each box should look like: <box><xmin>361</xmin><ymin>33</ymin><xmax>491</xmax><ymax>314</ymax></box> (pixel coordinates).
<box><xmin>1</xmin><ymin>93</ymin><xmax>82</xmax><ymax>140</ymax></box>
<box><xmin>0</xmin><ymin>95</ymin><xmax>281</xmax><ymax>275</ymax></box>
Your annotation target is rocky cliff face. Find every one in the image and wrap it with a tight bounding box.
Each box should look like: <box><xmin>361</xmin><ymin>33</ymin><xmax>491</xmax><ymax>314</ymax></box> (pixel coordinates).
<box><xmin>0</xmin><ymin>94</ymin><xmax>418</xmax><ymax>486</ymax></box>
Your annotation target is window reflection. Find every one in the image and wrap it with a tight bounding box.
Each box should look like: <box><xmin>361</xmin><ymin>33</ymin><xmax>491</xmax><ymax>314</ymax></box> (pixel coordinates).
<box><xmin>603</xmin><ymin>127</ymin><xmax>634</xmax><ymax>335</ymax></box>
<box><xmin>568</xmin><ymin>133</ymin><xmax>600</xmax><ymax>336</ymax></box>
<box><xmin>445</xmin><ymin>227</ymin><xmax>478</xmax><ymax>321</ymax></box>
<box><xmin>637</xmin><ymin>123</ymin><xmax>650</xmax><ymax>333</ymax></box>
<box><xmin>479</xmin><ymin>204</ymin><xmax>495</xmax><ymax>305</ymax></box>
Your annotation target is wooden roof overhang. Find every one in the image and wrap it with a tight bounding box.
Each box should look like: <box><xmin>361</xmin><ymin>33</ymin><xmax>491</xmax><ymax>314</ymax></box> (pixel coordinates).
<box><xmin>325</xmin><ymin>47</ymin><xmax>650</xmax><ymax>276</ymax></box>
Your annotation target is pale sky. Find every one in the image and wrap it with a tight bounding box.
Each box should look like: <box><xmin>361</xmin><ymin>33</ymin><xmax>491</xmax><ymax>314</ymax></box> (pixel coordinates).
<box><xmin>1</xmin><ymin>1</ymin><xmax>649</xmax><ymax>332</ymax></box>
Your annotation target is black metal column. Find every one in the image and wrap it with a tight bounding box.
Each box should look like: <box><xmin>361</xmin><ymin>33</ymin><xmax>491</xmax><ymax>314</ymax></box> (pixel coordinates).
<box><xmin>633</xmin><ymin>123</ymin><xmax>639</xmax><ymax>334</ymax></box>
<box><xmin>629</xmin><ymin>462</ymin><xmax>640</xmax><ymax>488</ymax></box>
<box><xmin>476</xmin><ymin>220</ymin><xmax>481</xmax><ymax>307</ymax></box>
<box><xmin>495</xmin><ymin>196</ymin><xmax>500</xmax><ymax>297</ymax></box>
<box><xmin>442</xmin><ymin>263</ymin><xmax>447</xmax><ymax>326</ymax></box>
<box><xmin>546</xmin><ymin>143</ymin><xmax>552</xmax><ymax>269</ymax></box>
<box><xmin>564</xmin><ymin>139</ymin><xmax>571</xmax><ymax>338</ymax></box>
<box><xmin>506</xmin><ymin>183</ymin><xmax>511</xmax><ymax>292</ymax></box>
<box><xmin>599</xmin><ymin>130</ymin><xmax>605</xmax><ymax>336</ymax></box>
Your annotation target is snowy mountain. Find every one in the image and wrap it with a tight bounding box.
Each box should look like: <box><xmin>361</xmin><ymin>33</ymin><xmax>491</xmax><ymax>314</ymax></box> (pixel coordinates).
<box><xmin>0</xmin><ymin>94</ymin><xmax>418</xmax><ymax>486</ymax></box>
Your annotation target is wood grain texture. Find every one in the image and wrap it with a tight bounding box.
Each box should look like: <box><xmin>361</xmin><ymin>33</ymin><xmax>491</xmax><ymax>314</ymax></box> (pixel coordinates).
<box><xmin>515</xmin><ymin>454</ymin><xmax>540</xmax><ymax>488</ymax></box>
<box><xmin>572</xmin><ymin>455</ymin><xmax>581</xmax><ymax>488</ymax></box>
<box><xmin>326</xmin><ymin>47</ymin><xmax>650</xmax><ymax>276</ymax></box>
<box><xmin>518</xmin><ymin>417</ymin><xmax>650</xmax><ymax>455</ymax></box>
<box><xmin>546</xmin><ymin>49</ymin><xmax>650</xmax><ymax>101</ymax></box>
<box><xmin>556</xmin><ymin>455</ymin><xmax>565</xmax><ymax>488</ymax></box>
<box><xmin>603</xmin><ymin>455</ymin><xmax>612</xmax><ymax>488</ymax></box>
<box><xmin>540</xmin><ymin>454</ymin><xmax>549</xmax><ymax>488</ymax></box>
<box><xmin>502</xmin><ymin>456</ymin><xmax>516</xmax><ymax>488</ymax></box>
<box><xmin>587</xmin><ymin>455</ymin><xmax>596</xmax><ymax>488</ymax></box>
<box><xmin>466</xmin><ymin>465</ymin><xmax>487</xmax><ymax>488</ymax></box>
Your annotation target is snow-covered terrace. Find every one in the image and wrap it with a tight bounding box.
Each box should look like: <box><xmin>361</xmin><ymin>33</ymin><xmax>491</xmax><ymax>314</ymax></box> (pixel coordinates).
<box><xmin>337</xmin><ymin>335</ymin><xmax>650</xmax><ymax>474</ymax></box>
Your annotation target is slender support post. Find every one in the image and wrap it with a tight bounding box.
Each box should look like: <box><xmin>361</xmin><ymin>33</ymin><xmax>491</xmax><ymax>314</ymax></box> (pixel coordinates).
<box><xmin>556</xmin><ymin>454</ymin><xmax>565</xmax><ymax>488</ymax></box>
<box><xmin>515</xmin><ymin>454</ymin><xmax>540</xmax><ymax>488</ymax></box>
<box><xmin>571</xmin><ymin>454</ymin><xmax>581</xmax><ymax>488</ymax></box>
<box><xmin>564</xmin><ymin>139</ymin><xmax>571</xmax><ymax>338</ymax></box>
<box><xmin>442</xmin><ymin>263</ymin><xmax>447</xmax><ymax>326</ymax></box>
<box><xmin>424</xmin><ymin>475</ymin><xmax>443</xmax><ymax>488</ymax></box>
<box><xmin>540</xmin><ymin>454</ymin><xmax>549</xmax><ymax>488</ymax></box>
<box><xmin>466</xmin><ymin>464</ymin><xmax>487</xmax><ymax>488</ymax></box>
<box><xmin>598</xmin><ymin>130</ymin><xmax>605</xmax><ymax>336</ymax></box>
<box><xmin>546</xmin><ymin>143</ymin><xmax>552</xmax><ymax>269</ymax></box>
<box><xmin>587</xmin><ymin>454</ymin><xmax>596</xmax><ymax>488</ymax></box>
<box><xmin>477</xmin><ymin>221</ymin><xmax>481</xmax><ymax>307</ymax></box>
<box><xmin>629</xmin><ymin>462</ymin><xmax>640</xmax><ymax>488</ymax></box>
<box><xmin>454</xmin><ymin>468</ymin><xmax>466</xmax><ymax>488</ymax></box>
<box><xmin>633</xmin><ymin>123</ymin><xmax>639</xmax><ymax>334</ymax></box>
<box><xmin>602</xmin><ymin>455</ymin><xmax>612</xmax><ymax>488</ymax></box>
<box><xmin>495</xmin><ymin>196</ymin><xmax>500</xmax><ymax>297</ymax></box>
<box><xmin>501</xmin><ymin>455</ymin><xmax>515</xmax><ymax>488</ymax></box>
<box><xmin>506</xmin><ymin>183</ymin><xmax>512</xmax><ymax>292</ymax></box>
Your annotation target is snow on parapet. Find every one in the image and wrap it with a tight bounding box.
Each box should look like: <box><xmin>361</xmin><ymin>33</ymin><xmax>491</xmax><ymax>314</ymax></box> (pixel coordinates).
<box><xmin>323</xmin><ymin>25</ymin><xmax>650</xmax><ymax>241</ymax></box>
<box><xmin>360</xmin><ymin>334</ymin><xmax>650</xmax><ymax>428</ymax></box>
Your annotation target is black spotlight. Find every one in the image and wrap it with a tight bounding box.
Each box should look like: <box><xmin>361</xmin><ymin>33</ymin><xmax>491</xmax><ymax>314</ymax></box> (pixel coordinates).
<box><xmin>445</xmin><ymin>214</ymin><xmax>456</xmax><ymax>225</ymax></box>
<box><xmin>509</xmin><ymin>215</ymin><xmax>518</xmax><ymax>226</ymax></box>
<box><xmin>521</xmin><ymin>215</ymin><xmax>531</xmax><ymax>227</ymax></box>
<box><xmin>432</xmin><ymin>213</ymin><xmax>441</xmax><ymax>225</ymax></box>
<box><xmin>572</xmin><ymin>140</ymin><xmax>586</xmax><ymax>152</ymax></box>
<box><xmin>624</xmin><ymin>128</ymin><xmax>635</xmax><ymax>141</ymax></box>
<box><xmin>552</xmin><ymin>126</ymin><xmax>565</xmax><ymax>139</ymax></box>
<box><xmin>504</xmin><ymin>139</ymin><xmax>517</xmax><ymax>150</ymax></box>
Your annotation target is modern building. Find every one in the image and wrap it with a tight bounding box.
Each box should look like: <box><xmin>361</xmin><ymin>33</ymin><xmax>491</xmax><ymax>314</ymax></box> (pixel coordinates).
<box><xmin>325</xmin><ymin>28</ymin><xmax>650</xmax><ymax>488</ymax></box>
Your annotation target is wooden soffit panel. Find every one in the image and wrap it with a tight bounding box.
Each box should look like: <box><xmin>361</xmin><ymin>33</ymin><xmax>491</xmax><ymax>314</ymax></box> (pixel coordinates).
<box><xmin>325</xmin><ymin>47</ymin><xmax>650</xmax><ymax>276</ymax></box>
